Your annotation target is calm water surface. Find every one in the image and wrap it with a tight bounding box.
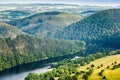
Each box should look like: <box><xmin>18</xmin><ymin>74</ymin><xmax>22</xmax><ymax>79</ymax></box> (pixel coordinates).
<box><xmin>0</xmin><ymin>65</ymin><xmax>52</xmax><ymax>80</ymax></box>
<box><xmin>0</xmin><ymin>51</ymin><xmax>84</xmax><ymax>80</ymax></box>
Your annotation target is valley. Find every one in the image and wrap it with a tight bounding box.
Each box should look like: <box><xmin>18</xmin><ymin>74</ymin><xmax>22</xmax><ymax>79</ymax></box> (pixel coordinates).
<box><xmin>0</xmin><ymin>3</ymin><xmax>120</xmax><ymax>80</ymax></box>
<box><xmin>8</xmin><ymin>11</ymin><xmax>83</xmax><ymax>38</ymax></box>
<box><xmin>25</xmin><ymin>50</ymin><xmax>120</xmax><ymax>80</ymax></box>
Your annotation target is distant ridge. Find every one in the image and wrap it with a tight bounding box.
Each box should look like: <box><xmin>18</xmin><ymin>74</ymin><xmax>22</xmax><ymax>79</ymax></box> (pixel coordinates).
<box><xmin>0</xmin><ymin>22</ymin><xmax>24</xmax><ymax>38</ymax></box>
<box><xmin>0</xmin><ymin>10</ymin><xmax>30</xmax><ymax>21</ymax></box>
<box><xmin>8</xmin><ymin>11</ymin><xmax>83</xmax><ymax>38</ymax></box>
<box><xmin>55</xmin><ymin>9</ymin><xmax>120</xmax><ymax>41</ymax></box>
<box><xmin>54</xmin><ymin>9</ymin><xmax>120</xmax><ymax>53</ymax></box>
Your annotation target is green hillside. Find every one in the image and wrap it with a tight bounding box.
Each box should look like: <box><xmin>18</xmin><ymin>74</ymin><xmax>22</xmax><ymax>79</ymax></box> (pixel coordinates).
<box><xmin>0</xmin><ymin>10</ymin><xmax>30</xmax><ymax>22</ymax></box>
<box><xmin>77</xmin><ymin>54</ymin><xmax>120</xmax><ymax>80</ymax></box>
<box><xmin>55</xmin><ymin>9</ymin><xmax>120</xmax><ymax>53</ymax></box>
<box><xmin>0</xmin><ymin>22</ymin><xmax>24</xmax><ymax>38</ymax></box>
<box><xmin>25</xmin><ymin>50</ymin><xmax>120</xmax><ymax>80</ymax></box>
<box><xmin>0</xmin><ymin>35</ymin><xmax>85</xmax><ymax>71</ymax></box>
<box><xmin>0</xmin><ymin>8</ymin><xmax>120</xmax><ymax>80</ymax></box>
<box><xmin>55</xmin><ymin>9</ymin><xmax>120</xmax><ymax>41</ymax></box>
<box><xmin>8</xmin><ymin>11</ymin><xmax>83</xmax><ymax>38</ymax></box>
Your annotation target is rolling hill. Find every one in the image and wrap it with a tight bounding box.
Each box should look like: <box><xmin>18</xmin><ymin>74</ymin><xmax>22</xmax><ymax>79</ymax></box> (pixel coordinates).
<box><xmin>0</xmin><ymin>11</ymin><xmax>84</xmax><ymax>72</ymax></box>
<box><xmin>77</xmin><ymin>54</ymin><xmax>120</xmax><ymax>80</ymax></box>
<box><xmin>55</xmin><ymin>9</ymin><xmax>120</xmax><ymax>41</ymax></box>
<box><xmin>25</xmin><ymin>50</ymin><xmax>120</xmax><ymax>80</ymax></box>
<box><xmin>8</xmin><ymin>11</ymin><xmax>83</xmax><ymax>38</ymax></box>
<box><xmin>0</xmin><ymin>10</ymin><xmax>30</xmax><ymax>22</ymax></box>
<box><xmin>0</xmin><ymin>22</ymin><xmax>24</xmax><ymax>38</ymax></box>
<box><xmin>55</xmin><ymin>9</ymin><xmax>120</xmax><ymax>53</ymax></box>
<box><xmin>0</xmin><ymin>35</ymin><xmax>85</xmax><ymax>71</ymax></box>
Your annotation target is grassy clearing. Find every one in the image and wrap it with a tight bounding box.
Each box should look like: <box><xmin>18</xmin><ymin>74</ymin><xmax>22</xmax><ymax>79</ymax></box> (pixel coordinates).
<box><xmin>77</xmin><ymin>54</ymin><xmax>120</xmax><ymax>80</ymax></box>
<box><xmin>78</xmin><ymin>54</ymin><xmax>120</xmax><ymax>71</ymax></box>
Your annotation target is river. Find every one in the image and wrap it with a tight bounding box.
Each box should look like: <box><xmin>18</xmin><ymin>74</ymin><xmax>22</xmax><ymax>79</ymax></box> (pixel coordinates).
<box><xmin>0</xmin><ymin>64</ymin><xmax>52</xmax><ymax>80</ymax></box>
<box><xmin>0</xmin><ymin>51</ymin><xmax>84</xmax><ymax>80</ymax></box>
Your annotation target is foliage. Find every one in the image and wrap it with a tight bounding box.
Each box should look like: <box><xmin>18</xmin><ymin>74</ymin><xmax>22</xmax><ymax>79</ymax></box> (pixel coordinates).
<box><xmin>0</xmin><ymin>35</ymin><xmax>85</xmax><ymax>71</ymax></box>
<box><xmin>25</xmin><ymin>50</ymin><xmax>120</xmax><ymax>80</ymax></box>
<box><xmin>0</xmin><ymin>22</ymin><xmax>24</xmax><ymax>38</ymax></box>
<box><xmin>55</xmin><ymin>9</ymin><xmax>120</xmax><ymax>54</ymax></box>
<box><xmin>0</xmin><ymin>10</ymin><xmax>30</xmax><ymax>22</ymax></box>
<box><xmin>98</xmin><ymin>70</ymin><xmax>104</xmax><ymax>76</ymax></box>
<box><xmin>25</xmin><ymin>73</ymin><xmax>40</xmax><ymax>80</ymax></box>
<box><xmin>8</xmin><ymin>11</ymin><xmax>82</xmax><ymax>38</ymax></box>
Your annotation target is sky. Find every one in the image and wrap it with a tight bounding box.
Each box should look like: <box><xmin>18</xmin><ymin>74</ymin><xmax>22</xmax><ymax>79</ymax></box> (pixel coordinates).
<box><xmin>0</xmin><ymin>0</ymin><xmax>120</xmax><ymax>6</ymax></box>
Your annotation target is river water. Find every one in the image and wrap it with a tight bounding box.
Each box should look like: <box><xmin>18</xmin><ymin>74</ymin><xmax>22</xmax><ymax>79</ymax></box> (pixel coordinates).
<box><xmin>0</xmin><ymin>51</ymin><xmax>84</xmax><ymax>80</ymax></box>
<box><xmin>0</xmin><ymin>64</ymin><xmax>52</xmax><ymax>80</ymax></box>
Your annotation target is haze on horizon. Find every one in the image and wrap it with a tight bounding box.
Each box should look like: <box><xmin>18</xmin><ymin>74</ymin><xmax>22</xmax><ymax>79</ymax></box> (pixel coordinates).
<box><xmin>0</xmin><ymin>0</ymin><xmax>120</xmax><ymax>6</ymax></box>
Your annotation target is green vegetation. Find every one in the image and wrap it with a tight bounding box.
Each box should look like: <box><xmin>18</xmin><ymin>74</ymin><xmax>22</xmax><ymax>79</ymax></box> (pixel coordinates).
<box><xmin>98</xmin><ymin>70</ymin><xmax>104</xmax><ymax>76</ymax></box>
<box><xmin>25</xmin><ymin>51</ymin><xmax>120</xmax><ymax>80</ymax></box>
<box><xmin>55</xmin><ymin>9</ymin><xmax>120</xmax><ymax>41</ymax></box>
<box><xmin>55</xmin><ymin>9</ymin><xmax>120</xmax><ymax>54</ymax></box>
<box><xmin>0</xmin><ymin>8</ymin><xmax>120</xmax><ymax>80</ymax></box>
<box><xmin>0</xmin><ymin>22</ymin><xmax>24</xmax><ymax>38</ymax></box>
<box><xmin>8</xmin><ymin>11</ymin><xmax>83</xmax><ymax>38</ymax></box>
<box><xmin>25</xmin><ymin>73</ymin><xmax>40</xmax><ymax>80</ymax></box>
<box><xmin>0</xmin><ymin>10</ymin><xmax>30</xmax><ymax>22</ymax></box>
<box><xmin>0</xmin><ymin>35</ymin><xmax>85</xmax><ymax>71</ymax></box>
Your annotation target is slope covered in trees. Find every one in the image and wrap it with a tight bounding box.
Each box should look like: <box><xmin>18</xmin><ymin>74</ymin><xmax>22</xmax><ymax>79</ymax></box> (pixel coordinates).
<box><xmin>0</xmin><ymin>8</ymin><xmax>120</xmax><ymax>79</ymax></box>
<box><xmin>55</xmin><ymin>9</ymin><xmax>120</xmax><ymax>41</ymax></box>
<box><xmin>55</xmin><ymin>9</ymin><xmax>120</xmax><ymax>53</ymax></box>
<box><xmin>25</xmin><ymin>50</ymin><xmax>120</xmax><ymax>80</ymax></box>
<box><xmin>0</xmin><ymin>35</ymin><xmax>85</xmax><ymax>71</ymax></box>
<box><xmin>8</xmin><ymin>11</ymin><xmax>83</xmax><ymax>38</ymax></box>
<box><xmin>0</xmin><ymin>10</ymin><xmax>30</xmax><ymax>22</ymax></box>
<box><xmin>0</xmin><ymin>22</ymin><xmax>24</xmax><ymax>38</ymax></box>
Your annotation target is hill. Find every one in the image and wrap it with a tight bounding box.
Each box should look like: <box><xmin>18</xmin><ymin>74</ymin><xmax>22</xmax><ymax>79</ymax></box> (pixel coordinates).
<box><xmin>55</xmin><ymin>9</ymin><xmax>120</xmax><ymax>53</ymax></box>
<box><xmin>77</xmin><ymin>54</ymin><xmax>120</xmax><ymax>80</ymax></box>
<box><xmin>0</xmin><ymin>22</ymin><xmax>24</xmax><ymax>38</ymax></box>
<box><xmin>8</xmin><ymin>11</ymin><xmax>83</xmax><ymax>38</ymax></box>
<box><xmin>0</xmin><ymin>35</ymin><xmax>85</xmax><ymax>71</ymax></box>
<box><xmin>0</xmin><ymin>10</ymin><xmax>30</xmax><ymax>22</ymax></box>
<box><xmin>24</xmin><ymin>50</ymin><xmax>120</xmax><ymax>80</ymax></box>
<box><xmin>55</xmin><ymin>9</ymin><xmax>120</xmax><ymax>41</ymax></box>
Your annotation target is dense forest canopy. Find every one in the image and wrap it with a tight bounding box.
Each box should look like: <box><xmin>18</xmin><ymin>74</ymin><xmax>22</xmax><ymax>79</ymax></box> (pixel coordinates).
<box><xmin>0</xmin><ymin>35</ymin><xmax>85</xmax><ymax>71</ymax></box>
<box><xmin>8</xmin><ymin>11</ymin><xmax>83</xmax><ymax>38</ymax></box>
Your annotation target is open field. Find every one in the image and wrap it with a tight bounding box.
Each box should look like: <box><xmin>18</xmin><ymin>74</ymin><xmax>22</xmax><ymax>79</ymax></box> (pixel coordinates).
<box><xmin>77</xmin><ymin>54</ymin><xmax>120</xmax><ymax>80</ymax></box>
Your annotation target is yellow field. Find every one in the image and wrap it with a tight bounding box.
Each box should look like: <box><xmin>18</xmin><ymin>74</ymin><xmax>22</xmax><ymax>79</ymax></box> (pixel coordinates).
<box><xmin>77</xmin><ymin>54</ymin><xmax>120</xmax><ymax>80</ymax></box>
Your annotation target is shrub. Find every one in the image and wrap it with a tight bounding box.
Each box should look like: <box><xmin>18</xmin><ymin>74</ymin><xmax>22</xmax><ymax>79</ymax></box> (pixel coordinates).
<box><xmin>101</xmin><ymin>64</ymin><xmax>103</xmax><ymax>67</ymax></box>
<box><xmin>103</xmin><ymin>76</ymin><xmax>107</xmax><ymax>79</ymax></box>
<box><xmin>83</xmin><ymin>74</ymin><xmax>88</xmax><ymax>80</ymax></box>
<box><xmin>97</xmin><ymin>66</ymin><xmax>100</xmax><ymax>69</ymax></box>
<box><xmin>107</xmin><ymin>66</ymin><xmax>110</xmax><ymax>69</ymax></box>
<box><xmin>91</xmin><ymin>64</ymin><xmax>95</xmax><ymax>68</ymax></box>
<box><xmin>98</xmin><ymin>70</ymin><xmax>104</xmax><ymax>76</ymax></box>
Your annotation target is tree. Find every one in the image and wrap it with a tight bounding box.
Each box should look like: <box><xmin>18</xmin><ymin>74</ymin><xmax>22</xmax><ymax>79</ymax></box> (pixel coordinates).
<box><xmin>98</xmin><ymin>70</ymin><xmax>104</xmax><ymax>76</ymax></box>
<box><xmin>107</xmin><ymin>66</ymin><xmax>110</xmax><ymax>69</ymax></box>
<box><xmin>72</xmin><ymin>75</ymin><xmax>78</xmax><ymax>80</ymax></box>
<box><xmin>114</xmin><ymin>61</ymin><xmax>117</xmax><ymax>64</ymax></box>
<box><xmin>101</xmin><ymin>64</ymin><xmax>103</xmax><ymax>67</ymax></box>
<box><xmin>91</xmin><ymin>64</ymin><xmax>95</xmax><ymax>68</ymax></box>
<box><xmin>25</xmin><ymin>73</ymin><xmax>40</xmax><ymax>80</ymax></box>
<box><xmin>83</xmin><ymin>74</ymin><xmax>88</xmax><ymax>80</ymax></box>
<box><xmin>103</xmin><ymin>76</ymin><xmax>107</xmax><ymax>79</ymax></box>
<box><xmin>97</xmin><ymin>66</ymin><xmax>100</xmax><ymax>69</ymax></box>
<box><xmin>49</xmin><ymin>76</ymin><xmax>55</xmax><ymax>80</ymax></box>
<box><xmin>86</xmin><ymin>54</ymin><xmax>95</xmax><ymax>61</ymax></box>
<box><xmin>65</xmin><ymin>76</ymin><xmax>73</xmax><ymax>80</ymax></box>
